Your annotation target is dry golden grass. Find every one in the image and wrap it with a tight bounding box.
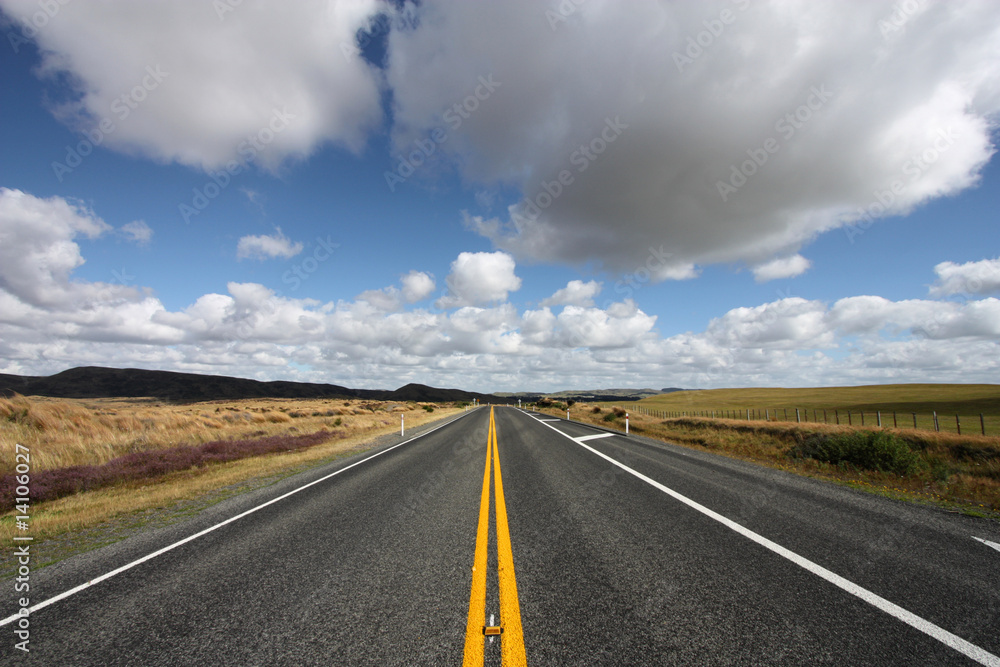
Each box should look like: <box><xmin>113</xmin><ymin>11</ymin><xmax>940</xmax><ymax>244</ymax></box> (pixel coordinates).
<box><xmin>0</xmin><ymin>395</ymin><xmax>445</xmax><ymax>475</ymax></box>
<box><xmin>544</xmin><ymin>404</ymin><xmax>1000</xmax><ymax>518</ymax></box>
<box><xmin>0</xmin><ymin>395</ymin><xmax>461</xmax><ymax>553</ymax></box>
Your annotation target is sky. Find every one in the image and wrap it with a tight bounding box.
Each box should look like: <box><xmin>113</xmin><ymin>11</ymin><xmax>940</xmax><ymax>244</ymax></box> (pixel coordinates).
<box><xmin>0</xmin><ymin>0</ymin><xmax>998</xmax><ymax>393</ymax></box>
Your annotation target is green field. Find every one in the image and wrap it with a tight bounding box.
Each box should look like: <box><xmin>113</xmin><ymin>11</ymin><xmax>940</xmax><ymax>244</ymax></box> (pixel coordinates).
<box><xmin>630</xmin><ymin>384</ymin><xmax>1000</xmax><ymax>436</ymax></box>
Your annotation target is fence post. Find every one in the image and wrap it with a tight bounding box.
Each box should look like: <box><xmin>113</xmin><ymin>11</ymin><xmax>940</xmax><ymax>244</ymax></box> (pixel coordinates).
<box><xmin>796</xmin><ymin>408</ymin><xmax>800</xmax><ymax>423</ymax></box>
<box><xmin>823</xmin><ymin>409</ymin><xmax>827</xmax><ymax>423</ymax></box>
<box><xmin>982</xmin><ymin>413</ymin><xmax>986</xmax><ymax>436</ymax></box>
<box><xmin>893</xmin><ymin>412</ymin><xmax>897</xmax><ymax>428</ymax></box>
<box><xmin>877</xmin><ymin>411</ymin><xmax>881</xmax><ymax>428</ymax></box>
<box><xmin>956</xmin><ymin>414</ymin><xmax>961</xmax><ymax>435</ymax></box>
<box><xmin>835</xmin><ymin>409</ymin><xmax>839</xmax><ymax>425</ymax></box>
<box><xmin>933</xmin><ymin>411</ymin><xmax>939</xmax><ymax>432</ymax></box>
<box><xmin>861</xmin><ymin>411</ymin><xmax>865</xmax><ymax>426</ymax></box>
<box><xmin>912</xmin><ymin>413</ymin><xmax>917</xmax><ymax>429</ymax></box>
<box><xmin>765</xmin><ymin>409</ymin><xmax>769</xmax><ymax>421</ymax></box>
<box><xmin>847</xmin><ymin>411</ymin><xmax>852</xmax><ymax>425</ymax></box>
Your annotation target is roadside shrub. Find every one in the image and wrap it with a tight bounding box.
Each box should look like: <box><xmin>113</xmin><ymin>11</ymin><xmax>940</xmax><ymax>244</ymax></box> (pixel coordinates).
<box><xmin>603</xmin><ymin>412</ymin><xmax>618</xmax><ymax>422</ymax></box>
<box><xmin>790</xmin><ymin>430</ymin><xmax>922</xmax><ymax>475</ymax></box>
<box><xmin>613</xmin><ymin>407</ymin><xmax>627</xmax><ymax>417</ymax></box>
<box><xmin>592</xmin><ymin>406</ymin><xmax>602</xmax><ymax>414</ymax></box>
<box><xmin>423</xmin><ymin>405</ymin><xmax>435</xmax><ymax>412</ymax></box>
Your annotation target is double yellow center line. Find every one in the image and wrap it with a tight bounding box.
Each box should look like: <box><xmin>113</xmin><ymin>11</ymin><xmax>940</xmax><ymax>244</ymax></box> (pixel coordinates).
<box><xmin>463</xmin><ymin>407</ymin><xmax>527</xmax><ymax>666</ymax></box>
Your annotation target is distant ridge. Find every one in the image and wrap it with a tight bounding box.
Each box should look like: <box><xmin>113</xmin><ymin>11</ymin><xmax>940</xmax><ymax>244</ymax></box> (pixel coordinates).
<box><xmin>0</xmin><ymin>367</ymin><xmax>499</xmax><ymax>403</ymax></box>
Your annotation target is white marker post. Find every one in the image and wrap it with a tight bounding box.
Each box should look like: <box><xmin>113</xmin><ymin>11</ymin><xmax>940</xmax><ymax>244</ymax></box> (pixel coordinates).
<box><xmin>625</xmin><ymin>413</ymin><xmax>629</xmax><ymax>435</ymax></box>
<box><xmin>401</xmin><ymin>414</ymin><xmax>404</xmax><ymax>436</ymax></box>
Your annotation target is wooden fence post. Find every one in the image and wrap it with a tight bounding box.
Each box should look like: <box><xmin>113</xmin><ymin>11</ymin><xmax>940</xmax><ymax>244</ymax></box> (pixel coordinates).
<box><xmin>956</xmin><ymin>414</ymin><xmax>961</xmax><ymax>435</ymax></box>
<box><xmin>877</xmin><ymin>411</ymin><xmax>881</xmax><ymax>428</ymax></box>
<box><xmin>933</xmin><ymin>411</ymin><xmax>939</xmax><ymax>432</ymax></box>
<box><xmin>795</xmin><ymin>408</ymin><xmax>800</xmax><ymax>423</ymax></box>
<box><xmin>982</xmin><ymin>414</ymin><xmax>986</xmax><ymax>436</ymax></box>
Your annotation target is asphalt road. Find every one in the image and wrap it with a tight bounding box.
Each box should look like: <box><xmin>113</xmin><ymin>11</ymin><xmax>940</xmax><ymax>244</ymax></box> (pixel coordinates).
<box><xmin>4</xmin><ymin>406</ymin><xmax>1000</xmax><ymax>665</ymax></box>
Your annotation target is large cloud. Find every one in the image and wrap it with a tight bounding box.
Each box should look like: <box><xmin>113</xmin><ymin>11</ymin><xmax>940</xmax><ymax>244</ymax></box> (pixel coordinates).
<box><xmin>387</xmin><ymin>0</ymin><xmax>1000</xmax><ymax>278</ymax></box>
<box><xmin>436</xmin><ymin>251</ymin><xmax>522</xmax><ymax>308</ymax></box>
<box><xmin>0</xmin><ymin>0</ymin><xmax>384</xmax><ymax>171</ymax></box>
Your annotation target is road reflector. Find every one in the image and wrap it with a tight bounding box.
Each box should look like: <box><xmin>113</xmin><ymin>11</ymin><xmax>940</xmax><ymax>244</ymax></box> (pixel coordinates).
<box><xmin>483</xmin><ymin>626</ymin><xmax>503</xmax><ymax>636</ymax></box>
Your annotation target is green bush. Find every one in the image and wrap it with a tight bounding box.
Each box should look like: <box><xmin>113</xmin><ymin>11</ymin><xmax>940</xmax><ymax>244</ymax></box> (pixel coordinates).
<box><xmin>791</xmin><ymin>430</ymin><xmax>921</xmax><ymax>475</ymax></box>
<box><xmin>603</xmin><ymin>412</ymin><xmax>618</xmax><ymax>422</ymax></box>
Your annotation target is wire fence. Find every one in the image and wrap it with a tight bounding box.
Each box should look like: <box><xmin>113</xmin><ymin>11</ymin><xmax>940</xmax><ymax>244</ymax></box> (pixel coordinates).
<box><xmin>615</xmin><ymin>404</ymin><xmax>996</xmax><ymax>437</ymax></box>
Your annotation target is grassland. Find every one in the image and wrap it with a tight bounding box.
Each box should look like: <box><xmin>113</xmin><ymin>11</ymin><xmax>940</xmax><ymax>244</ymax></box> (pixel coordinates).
<box><xmin>537</xmin><ymin>391</ymin><xmax>1000</xmax><ymax>520</ymax></box>
<box><xmin>0</xmin><ymin>395</ymin><xmax>462</xmax><ymax>574</ymax></box>
<box><xmin>631</xmin><ymin>384</ymin><xmax>1000</xmax><ymax>436</ymax></box>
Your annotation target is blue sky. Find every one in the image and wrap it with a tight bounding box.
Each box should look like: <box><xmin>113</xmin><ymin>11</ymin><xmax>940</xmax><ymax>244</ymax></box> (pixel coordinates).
<box><xmin>0</xmin><ymin>0</ymin><xmax>998</xmax><ymax>392</ymax></box>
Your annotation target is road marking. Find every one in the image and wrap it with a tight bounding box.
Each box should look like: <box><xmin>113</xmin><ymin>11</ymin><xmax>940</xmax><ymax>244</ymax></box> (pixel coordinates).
<box><xmin>463</xmin><ymin>408</ymin><xmax>493</xmax><ymax>666</ymax></box>
<box><xmin>974</xmin><ymin>536</ymin><xmax>1000</xmax><ymax>554</ymax></box>
<box><xmin>576</xmin><ymin>433</ymin><xmax>615</xmax><ymax>443</ymax></box>
<box><xmin>0</xmin><ymin>409</ymin><xmax>479</xmax><ymax>628</ymax></box>
<box><xmin>531</xmin><ymin>416</ymin><xmax>1000</xmax><ymax>667</ymax></box>
<box><xmin>463</xmin><ymin>407</ymin><xmax>527</xmax><ymax>666</ymax></box>
<box><xmin>538</xmin><ymin>418</ymin><xmax>561</xmax><ymax>422</ymax></box>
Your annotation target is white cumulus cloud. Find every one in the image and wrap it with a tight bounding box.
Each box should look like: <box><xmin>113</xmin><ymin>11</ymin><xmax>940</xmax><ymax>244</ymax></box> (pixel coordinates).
<box><xmin>119</xmin><ymin>220</ymin><xmax>153</xmax><ymax>246</ymax></box>
<box><xmin>237</xmin><ymin>228</ymin><xmax>303</xmax><ymax>260</ymax></box>
<box><xmin>436</xmin><ymin>251</ymin><xmax>522</xmax><ymax>308</ymax></box>
<box><xmin>0</xmin><ymin>0</ymin><xmax>385</xmax><ymax>172</ymax></box>
<box><xmin>541</xmin><ymin>279</ymin><xmax>602</xmax><ymax>307</ymax></box>
<box><xmin>752</xmin><ymin>255</ymin><xmax>812</xmax><ymax>283</ymax></box>
<box><xmin>387</xmin><ymin>0</ymin><xmax>1000</xmax><ymax>278</ymax></box>
<box><xmin>929</xmin><ymin>257</ymin><xmax>1000</xmax><ymax>297</ymax></box>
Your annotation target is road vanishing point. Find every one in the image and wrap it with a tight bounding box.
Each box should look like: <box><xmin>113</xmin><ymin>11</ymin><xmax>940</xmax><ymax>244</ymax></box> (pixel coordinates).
<box><xmin>3</xmin><ymin>406</ymin><xmax>999</xmax><ymax>665</ymax></box>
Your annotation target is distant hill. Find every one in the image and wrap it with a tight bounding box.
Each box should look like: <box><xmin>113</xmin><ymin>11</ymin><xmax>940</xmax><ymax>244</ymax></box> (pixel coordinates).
<box><xmin>0</xmin><ymin>367</ymin><xmax>499</xmax><ymax>404</ymax></box>
<box><xmin>495</xmin><ymin>387</ymin><xmax>675</xmax><ymax>402</ymax></box>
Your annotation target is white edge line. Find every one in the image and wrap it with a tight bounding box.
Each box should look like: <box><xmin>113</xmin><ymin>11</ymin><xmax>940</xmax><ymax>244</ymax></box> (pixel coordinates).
<box><xmin>530</xmin><ymin>416</ymin><xmax>1000</xmax><ymax>667</ymax></box>
<box><xmin>1</xmin><ymin>408</ymin><xmax>480</xmax><ymax>627</ymax></box>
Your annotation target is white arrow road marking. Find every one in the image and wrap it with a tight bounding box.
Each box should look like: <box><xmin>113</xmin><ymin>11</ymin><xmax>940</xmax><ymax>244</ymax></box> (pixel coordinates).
<box><xmin>973</xmin><ymin>536</ymin><xmax>1000</xmax><ymax>554</ymax></box>
<box><xmin>576</xmin><ymin>433</ymin><xmax>615</xmax><ymax>443</ymax></box>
